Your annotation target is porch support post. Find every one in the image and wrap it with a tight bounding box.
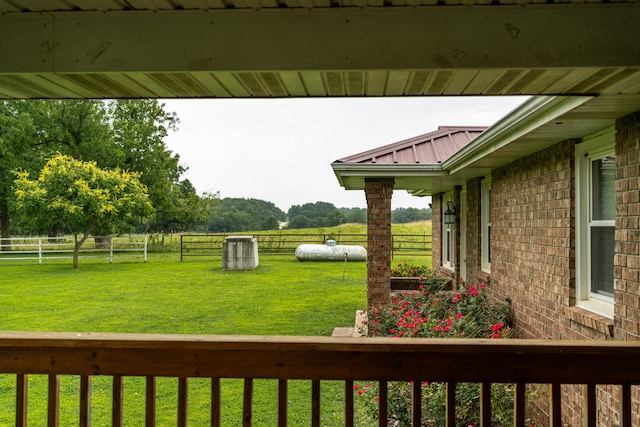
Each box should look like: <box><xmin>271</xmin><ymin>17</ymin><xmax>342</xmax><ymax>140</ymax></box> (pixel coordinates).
<box><xmin>365</xmin><ymin>177</ymin><xmax>394</xmax><ymax>309</ymax></box>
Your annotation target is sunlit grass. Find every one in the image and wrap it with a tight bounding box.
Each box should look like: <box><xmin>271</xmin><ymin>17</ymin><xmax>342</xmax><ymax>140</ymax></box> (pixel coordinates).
<box><xmin>0</xmin><ymin>253</ymin><xmax>368</xmax><ymax>425</ymax></box>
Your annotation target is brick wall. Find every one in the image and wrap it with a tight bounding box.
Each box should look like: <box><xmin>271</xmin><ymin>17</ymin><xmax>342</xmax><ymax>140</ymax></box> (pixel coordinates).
<box><xmin>365</xmin><ymin>177</ymin><xmax>394</xmax><ymax>308</ymax></box>
<box><xmin>490</xmin><ymin>139</ymin><xmax>581</xmax><ymax>340</ymax></box>
<box><xmin>432</xmin><ymin>195</ymin><xmax>442</xmax><ymax>271</ymax></box>
<box><xmin>615</xmin><ymin>110</ymin><xmax>640</xmax><ymax>341</ymax></box>
<box><xmin>464</xmin><ymin>177</ymin><xmax>483</xmax><ymax>286</ymax></box>
<box><xmin>489</xmin><ymin>138</ymin><xmax>630</xmax><ymax>426</ymax></box>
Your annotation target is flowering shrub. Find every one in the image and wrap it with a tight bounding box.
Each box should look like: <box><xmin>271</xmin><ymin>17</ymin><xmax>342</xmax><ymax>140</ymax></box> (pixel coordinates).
<box><xmin>390</xmin><ymin>263</ymin><xmax>450</xmax><ymax>294</ymax></box>
<box><xmin>390</xmin><ymin>263</ymin><xmax>433</xmax><ymax>278</ymax></box>
<box><xmin>356</xmin><ymin>280</ymin><xmax>534</xmax><ymax>426</ymax></box>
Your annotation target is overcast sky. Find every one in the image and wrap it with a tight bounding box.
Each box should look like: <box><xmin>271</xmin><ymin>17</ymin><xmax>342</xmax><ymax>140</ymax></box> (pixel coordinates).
<box><xmin>162</xmin><ymin>96</ymin><xmax>528</xmax><ymax>212</ymax></box>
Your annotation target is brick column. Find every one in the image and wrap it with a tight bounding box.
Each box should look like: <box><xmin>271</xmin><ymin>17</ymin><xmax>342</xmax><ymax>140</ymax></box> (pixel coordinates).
<box><xmin>365</xmin><ymin>177</ymin><xmax>394</xmax><ymax>308</ymax></box>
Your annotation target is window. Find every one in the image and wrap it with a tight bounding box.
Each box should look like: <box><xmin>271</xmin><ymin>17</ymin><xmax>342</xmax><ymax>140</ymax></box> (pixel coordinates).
<box><xmin>481</xmin><ymin>177</ymin><xmax>492</xmax><ymax>273</ymax></box>
<box><xmin>576</xmin><ymin>132</ymin><xmax>615</xmax><ymax>317</ymax></box>
<box><xmin>442</xmin><ymin>193</ymin><xmax>454</xmax><ymax>270</ymax></box>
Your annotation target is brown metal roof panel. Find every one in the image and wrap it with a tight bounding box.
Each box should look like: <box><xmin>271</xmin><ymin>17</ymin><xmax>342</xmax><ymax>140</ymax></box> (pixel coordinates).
<box><xmin>335</xmin><ymin>126</ymin><xmax>487</xmax><ymax>165</ymax></box>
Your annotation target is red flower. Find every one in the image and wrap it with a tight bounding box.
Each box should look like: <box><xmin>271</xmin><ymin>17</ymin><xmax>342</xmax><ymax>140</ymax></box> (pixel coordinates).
<box><xmin>479</xmin><ymin>283</ymin><xmax>487</xmax><ymax>289</ymax></box>
<box><xmin>456</xmin><ymin>313</ymin><xmax>463</xmax><ymax>319</ymax></box>
<box><xmin>469</xmin><ymin>285</ymin><xmax>478</xmax><ymax>297</ymax></box>
<box><xmin>492</xmin><ymin>323</ymin><xmax>504</xmax><ymax>332</ymax></box>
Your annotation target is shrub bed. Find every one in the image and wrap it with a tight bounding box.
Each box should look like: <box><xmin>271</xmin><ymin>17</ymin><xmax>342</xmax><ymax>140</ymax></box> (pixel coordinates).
<box><xmin>357</xmin><ymin>277</ymin><xmax>537</xmax><ymax>427</ymax></box>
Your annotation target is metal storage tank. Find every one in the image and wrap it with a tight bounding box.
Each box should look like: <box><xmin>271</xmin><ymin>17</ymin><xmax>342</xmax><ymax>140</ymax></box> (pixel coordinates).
<box><xmin>295</xmin><ymin>242</ymin><xmax>366</xmax><ymax>262</ymax></box>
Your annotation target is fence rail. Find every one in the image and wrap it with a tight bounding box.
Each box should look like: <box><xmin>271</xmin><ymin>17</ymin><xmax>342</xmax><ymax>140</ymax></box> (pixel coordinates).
<box><xmin>180</xmin><ymin>232</ymin><xmax>432</xmax><ymax>261</ymax></box>
<box><xmin>3</xmin><ymin>332</ymin><xmax>639</xmax><ymax>426</ymax></box>
<box><xmin>0</xmin><ymin>235</ymin><xmax>147</xmax><ymax>263</ymax></box>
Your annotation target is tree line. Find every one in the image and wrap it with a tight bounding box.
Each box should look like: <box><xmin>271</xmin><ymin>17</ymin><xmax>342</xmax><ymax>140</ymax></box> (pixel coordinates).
<box><xmin>205</xmin><ymin>200</ymin><xmax>431</xmax><ymax>232</ymax></box>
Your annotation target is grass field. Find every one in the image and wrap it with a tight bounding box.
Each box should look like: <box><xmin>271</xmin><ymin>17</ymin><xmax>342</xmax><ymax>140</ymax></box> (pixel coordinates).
<box><xmin>0</xmin><ymin>222</ymin><xmax>431</xmax><ymax>425</ymax></box>
<box><xmin>0</xmin><ymin>253</ymin><xmax>414</xmax><ymax>426</ymax></box>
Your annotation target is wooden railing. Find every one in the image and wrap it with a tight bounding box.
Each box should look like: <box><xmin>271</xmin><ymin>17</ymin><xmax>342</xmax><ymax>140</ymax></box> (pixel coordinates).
<box><xmin>3</xmin><ymin>332</ymin><xmax>639</xmax><ymax>426</ymax></box>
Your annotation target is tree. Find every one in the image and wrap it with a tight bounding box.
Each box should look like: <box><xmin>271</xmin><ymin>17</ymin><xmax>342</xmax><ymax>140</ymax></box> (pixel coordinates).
<box><xmin>0</xmin><ymin>101</ymin><xmax>40</xmax><ymax>249</ymax></box>
<box><xmin>207</xmin><ymin>198</ymin><xmax>286</xmax><ymax>233</ymax></box>
<box><xmin>285</xmin><ymin>202</ymin><xmax>345</xmax><ymax>229</ymax></box>
<box><xmin>13</xmin><ymin>154</ymin><xmax>154</xmax><ymax>268</ymax></box>
<box><xmin>106</xmin><ymin>100</ymin><xmax>185</xmax><ymax>231</ymax></box>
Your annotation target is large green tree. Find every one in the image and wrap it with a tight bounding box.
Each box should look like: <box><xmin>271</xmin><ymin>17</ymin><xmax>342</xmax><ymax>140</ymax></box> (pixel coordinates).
<box><xmin>1</xmin><ymin>99</ymin><xmax>206</xmax><ymax>237</ymax></box>
<box><xmin>106</xmin><ymin>99</ymin><xmax>188</xmax><ymax>232</ymax></box>
<box><xmin>14</xmin><ymin>154</ymin><xmax>154</xmax><ymax>268</ymax></box>
<box><xmin>0</xmin><ymin>101</ymin><xmax>42</xmax><ymax>248</ymax></box>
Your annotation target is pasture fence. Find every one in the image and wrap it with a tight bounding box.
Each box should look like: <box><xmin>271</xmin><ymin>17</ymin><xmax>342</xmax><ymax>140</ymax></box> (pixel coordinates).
<box><xmin>0</xmin><ymin>235</ymin><xmax>148</xmax><ymax>264</ymax></box>
<box><xmin>180</xmin><ymin>232</ymin><xmax>431</xmax><ymax>261</ymax></box>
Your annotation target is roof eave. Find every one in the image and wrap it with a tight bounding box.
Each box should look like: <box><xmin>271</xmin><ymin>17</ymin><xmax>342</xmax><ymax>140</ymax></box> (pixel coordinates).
<box><xmin>331</xmin><ymin>163</ymin><xmax>446</xmax><ymax>190</ymax></box>
<box><xmin>442</xmin><ymin>95</ymin><xmax>594</xmax><ymax>175</ymax></box>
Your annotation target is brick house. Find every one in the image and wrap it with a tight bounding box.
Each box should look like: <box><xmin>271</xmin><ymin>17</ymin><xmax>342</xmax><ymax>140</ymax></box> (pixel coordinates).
<box><xmin>333</xmin><ymin>95</ymin><xmax>640</xmax><ymax>425</ymax></box>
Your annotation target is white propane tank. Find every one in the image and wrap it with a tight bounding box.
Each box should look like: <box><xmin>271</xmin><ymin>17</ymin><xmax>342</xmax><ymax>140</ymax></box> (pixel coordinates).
<box><xmin>295</xmin><ymin>242</ymin><xmax>367</xmax><ymax>262</ymax></box>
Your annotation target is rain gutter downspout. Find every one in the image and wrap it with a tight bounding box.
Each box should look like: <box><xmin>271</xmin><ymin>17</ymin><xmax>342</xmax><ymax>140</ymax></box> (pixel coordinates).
<box><xmin>443</xmin><ymin>95</ymin><xmax>594</xmax><ymax>176</ymax></box>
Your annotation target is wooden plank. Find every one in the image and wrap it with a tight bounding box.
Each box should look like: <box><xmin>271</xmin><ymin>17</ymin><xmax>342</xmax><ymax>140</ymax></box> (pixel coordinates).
<box><xmin>80</xmin><ymin>376</ymin><xmax>92</xmax><ymax>427</ymax></box>
<box><xmin>550</xmin><ymin>383</ymin><xmax>562</xmax><ymax>427</ymax></box>
<box><xmin>243</xmin><ymin>378</ymin><xmax>253</xmax><ymax>427</ymax></box>
<box><xmin>16</xmin><ymin>374</ymin><xmax>28</xmax><ymax>427</ymax></box>
<box><xmin>411</xmin><ymin>380</ymin><xmax>421</xmax><ymax>427</ymax></box>
<box><xmin>112</xmin><ymin>375</ymin><xmax>124</xmax><ymax>427</ymax></box>
<box><xmin>583</xmin><ymin>384</ymin><xmax>596</xmax><ymax>427</ymax></box>
<box><xmin>344</xmin><ymin>380</ymin><xmax>354</xmax><ymax>427</ymax></box>
<box><xmin>619</xmin><ymin>384</ymin><xmax>631</xmax><ymax>427</ymax></box>
<box><xmin>278</xmin><ymin>379</ymin><xmax>288</xmax><ymax>427</ymax></box>
<box><xmin>514</xmin><ymin>382</ymin><xmax>526</xmax><ymax>427</ymax></box>
<box><xmin>145</xmin><ymin>376</ymin><xmax>156</xmax><ymax>427</ymax></box>
<box><xmin>178</xmin><ymin>377</ymin><xmax>188</xmax><ymax>427</ymax></box>
<box><xmin>446</xmin><ymin>382</ymin><xmax>456</xmax><ymax>427</ymax></box>
<box><xmin>211</xmin><ymin>378</ymin><xmax>221</xmax><ymax>427</ymax></box>
<box><xmin>378</xmin><ymin>381</ymin><xmax>388</xmax><ymax>427</ymax></box>
<box><xmin>479</xmin><ymin>382</ymin><xmax>491</xmax><ymax>427</ymax></box>
<box><xmin>311</xmin><ymin>380</ymin><xmax>321</xmax><ymax>427</ymax></box>
<box><xmin>48</xmin><ymin>374</ymin><xmax>60</xmax><ymax>427</ymax></box>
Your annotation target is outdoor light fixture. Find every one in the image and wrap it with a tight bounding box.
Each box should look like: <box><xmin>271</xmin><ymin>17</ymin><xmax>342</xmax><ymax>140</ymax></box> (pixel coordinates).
<box><xmin>444</xmin><ymin>201</ymin><xmax>456</xmax><ymax>224</ymax></box>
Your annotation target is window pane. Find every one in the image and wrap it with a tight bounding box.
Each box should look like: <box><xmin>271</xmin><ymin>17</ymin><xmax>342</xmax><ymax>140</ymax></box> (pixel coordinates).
<box><xmin>591</xmin><ymin>156</ymin><xmax>616</xmax><ymax>220</ymax></box>
<box><xmin>591</xmin><ymin>226</ymin><xmax>614</xmax><ymax>297</ymax></box>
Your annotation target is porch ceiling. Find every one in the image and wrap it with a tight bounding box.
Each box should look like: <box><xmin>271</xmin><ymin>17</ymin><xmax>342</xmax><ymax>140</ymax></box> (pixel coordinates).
<box><xmin>1</xmin><ymin>1</ymin><xmax>639</xmax><ymax>99</ymax></box>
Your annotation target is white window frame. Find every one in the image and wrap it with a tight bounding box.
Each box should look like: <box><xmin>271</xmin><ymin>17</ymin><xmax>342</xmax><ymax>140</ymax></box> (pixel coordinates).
<box><xmin>575</xmin><ymin>130</ymin><xmax>615</xmax><ymax>318</ymax></box>
<box><xmin>481</xmin><ymin>176</ymin><xmax>492</xmax><ymax>273</ymax></box>
<box><xmin>442</xmin><ymin>192</ymin><xmax>455</xmax><ymax>271</ymax></box>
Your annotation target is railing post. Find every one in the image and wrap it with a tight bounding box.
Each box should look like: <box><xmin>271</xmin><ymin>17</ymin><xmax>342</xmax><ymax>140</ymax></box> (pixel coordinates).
<box><xmin>109</xmin><ymin>236</ymin><xmax>114</xmax><ymax>264</ymax></box>
<box><xmin>80</xmin><ymin>376</ymin><xmax>91</xmax><ymax>427</ymax></box>
<box><xmin>143</xmin><ymin>233</ymin><xmax>148</xmax><ymax>262</ymax></box>
<box><xmin>48</xmin><ymin>374</ymin><xmax>60</xmax><ymax>427</ymax></box>
<box><xmin>180</xmin><ymin>234</ymin><xmax>183</xmax><ymax>262</ymax></box>
<box><xmin>38</xmin><ymin>238</ymin><xmax>43</xmax><ymax>264</ymax></box>
<box><xmin>16</xmin><ymin>374</ymin><xmax>28</xmax><ymax>427</ymax></box>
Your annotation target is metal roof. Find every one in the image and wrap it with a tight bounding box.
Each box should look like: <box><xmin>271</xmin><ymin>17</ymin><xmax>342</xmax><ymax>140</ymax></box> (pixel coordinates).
<box><xmin>335</xmin><ymin>126</ymin><xmax>486</xmax><ymax>165</ymax></box>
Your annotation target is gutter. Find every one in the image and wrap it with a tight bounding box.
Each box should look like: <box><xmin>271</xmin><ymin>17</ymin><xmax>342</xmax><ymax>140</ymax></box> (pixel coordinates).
<box><xmin>443</xmin><ymin>95</ymin><xmax>594</xmax><ymax>175</ymax></box>
<box><xmin>331</xmin><ymin>162</ymin><xmax>446</xmax><ymax>188</ymax></box>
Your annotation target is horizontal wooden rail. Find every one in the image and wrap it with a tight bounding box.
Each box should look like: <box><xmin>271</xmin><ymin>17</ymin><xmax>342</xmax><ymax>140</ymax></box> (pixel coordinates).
<box><xmin>1</xmin><ymin>332</ymin><xmax>638</xmax><ymax>426</ymax></box>
<box><xmin>180</xmin><ymin>232</ymin><xmax>431</xmax><ymax>260</ymax></box>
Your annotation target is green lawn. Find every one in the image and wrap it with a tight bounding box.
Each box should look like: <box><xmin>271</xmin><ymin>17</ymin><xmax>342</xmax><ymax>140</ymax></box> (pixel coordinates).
<box><xmin>0</xmin><ymin>253</ymin><xmax>371</xmax><ymax>426</ymax></box>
